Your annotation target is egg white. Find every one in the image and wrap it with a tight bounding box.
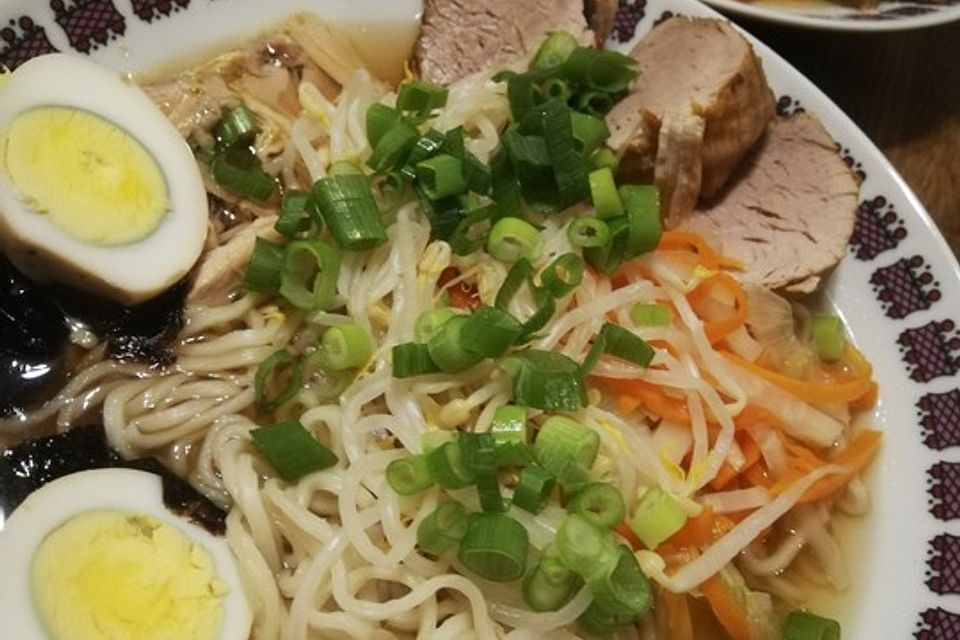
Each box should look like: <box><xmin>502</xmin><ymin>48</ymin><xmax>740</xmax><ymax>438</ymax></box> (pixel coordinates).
<box><xmin>0</xmin><ymin>468</ymin><xmax>251</xmax><ymax>640</ymax></box>
<box><xmin>0</xmin><ymin>53</ymin><xmax>208</xmax><ymax>304</ymax></box>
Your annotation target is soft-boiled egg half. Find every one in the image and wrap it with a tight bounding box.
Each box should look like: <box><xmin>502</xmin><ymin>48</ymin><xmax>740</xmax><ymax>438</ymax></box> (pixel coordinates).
<box><xmin>0</xmin><ymin>54</ymin><xmax>208</xmax><ymax>304</ymax></box>
<box><xmin>0</xmin><ymin>468</ymin><xmax>251</xmax><ymax>640</ymax></box>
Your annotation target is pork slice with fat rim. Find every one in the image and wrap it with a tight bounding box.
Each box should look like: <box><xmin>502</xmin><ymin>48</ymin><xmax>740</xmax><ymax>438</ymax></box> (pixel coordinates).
<box><xmin>681</xmin><ymin>113</ymin><xmax>860</xmax><ymax>293</ymax></box>
<box><xmin>413</xmin><ymin>0</ymin><xmax>594</xmax><ymax>85</ymax></box>
<box><xmin>607</xmin><ymin>17</ymin><xmax>775</xmax><ymax>220</ymax></box>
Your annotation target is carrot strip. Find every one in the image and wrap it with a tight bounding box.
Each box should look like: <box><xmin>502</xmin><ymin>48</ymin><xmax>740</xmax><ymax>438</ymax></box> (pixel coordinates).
<box><xmin>701</xmin><ymin>575</ymin><xmax>754</xmax><ymax>640</ymax></box>
<box><xmin>798</xmin><ymin>429</ymin><xmax>882</xmax><ymax>504</ymax></box>
<box><xmin>722</xmin><ymin>349</ymin><xmax>873</xmax><ymax>405</ymax></box>
<box><xmin>850</xmin><ymin>381</ymin><xmax>879</xmax><ymax>413</ymax></box>
<box><xmin>438</xmin><ymin>267</ymin><xmax>480</xmax><ymax>310</ymax></box>
<box><xmin>711</xmin><ymin>435</ymin><xmax>763</xmax><ymax>491</ymax></box>
<box><xmin>688</xmin><ymin>272</ymin><xmax>748</xmax><ymax>345</ymax></box>
<box><xmin>734</xmin><ymin>404</ymin><xmax>786</xmax><ymax>431</ymax></box>
<box><xmin>657</xmin><ymin>230</ymin><xmax>721</xmax><ymax>270</ymax></box>
<box><xmin>656</xmin><ymin>587</ymin><xmax>695</xmax><ymax>640</ymax></box>
<box><xmin>665</xmin><ymin>506</ymin><xmax>716</xmax><ymax>549</ymax></box>
<box><xmin>595</xmin><ymin>377</ymin><xmax>691</xmax><ymax>425</ymax></box>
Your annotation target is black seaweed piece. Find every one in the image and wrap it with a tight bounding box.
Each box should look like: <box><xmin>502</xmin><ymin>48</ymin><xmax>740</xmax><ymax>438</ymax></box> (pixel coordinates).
<box><xmin>0</xmin><ymin>425</ymin><xmax>227</xmax><ymax>536</ymax></box>
<box><xmin>52</xmin><ymin>277</ymin><xmax>189</xmax><ymax>368</ymax></box>
<box><xmin>0</xmin><ymin>257</ymin><xmax>188</xmax><ymax>416</ymax></box>
<box><xmin>0</xmin><ymin>258</ymin><xmax>70</xmax><ymax>416</ymax></box>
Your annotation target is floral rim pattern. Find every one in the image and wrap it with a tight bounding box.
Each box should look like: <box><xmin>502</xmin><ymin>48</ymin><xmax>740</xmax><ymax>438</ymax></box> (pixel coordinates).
<box><xmin>2</xmin><ymin>0</ymin><xmax>959</xmax><ymax>637</ymax></box>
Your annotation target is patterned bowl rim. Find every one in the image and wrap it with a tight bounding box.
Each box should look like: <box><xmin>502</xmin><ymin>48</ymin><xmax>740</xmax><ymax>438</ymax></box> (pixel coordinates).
<box><xmin>701</xmin><ymin>0</ymin><xmax>960</xmax><ymax>31</ymax></box>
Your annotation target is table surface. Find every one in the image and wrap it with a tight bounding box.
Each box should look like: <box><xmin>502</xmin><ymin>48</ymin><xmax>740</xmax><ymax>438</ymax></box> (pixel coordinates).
<box><xmin>722</xmin><ymin>15</ymin><xmax>960</xmax><ymax>257</ymax></box>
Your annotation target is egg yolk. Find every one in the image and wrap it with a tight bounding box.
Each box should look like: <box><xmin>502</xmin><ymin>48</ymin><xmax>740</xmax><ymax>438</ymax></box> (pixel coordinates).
<box><xmin>30</xmin><ymin>510</ymin><xmax>226</xmax><ymax>640</ymax></box>
<box><xmin>2</xmin><ymin>106</ymin><xmax>169</xmax><ymax>245</ymax></box>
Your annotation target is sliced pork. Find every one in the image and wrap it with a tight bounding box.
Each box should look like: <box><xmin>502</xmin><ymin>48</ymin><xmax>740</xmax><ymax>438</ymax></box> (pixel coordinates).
<box><xmin>681</xmin><ymin>113</ymin><xmax>860</xmax><ymax>293</ymax></box>
<box><xmin>413</xmin><ymin>0</ymin><xmax>594</xmax><ymax>85</ymax></box>
<box><xmin>607</xmin><ymin>17</ymin><xmax>775</xmax><ymax>222</ymax></box>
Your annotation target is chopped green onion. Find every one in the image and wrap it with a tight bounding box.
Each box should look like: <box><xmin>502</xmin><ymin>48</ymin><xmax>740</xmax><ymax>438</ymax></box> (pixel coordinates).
<box><xmin>275</xmin><ymin>190</ymin><xmax>319</xmax><ymax>238</ymax></box>
<box><xmin>631</xmin><ymin>303</ymin><xmax>671</xmax><ymax>327</ymax></box>
<box><xmin>400</xmin><ymin>128</ymin><xmax>447</xmax><ymax>180</ymax></box>
<box><xmin>497</xmin><ymin>442</ymin><xmax>535</xmax><ymax>468</ymax></box>
<box><xmin>783</xmin><ymin>610</ymin><xmax>842</xmax><ymax>640</ymax></box>
<box><xmin>523</xmin><ymin>545</ymin><xmax>580</xmax><ymax>611</ymax></box>
<box><xmin>414</xmin><ymin>183</ymin><xmax>470</xmax><ymax>241</ymax></box>
<box><xmin>487</xmin><ymin>217</ymin><xmax>543</xmax><ymax>264</ymax></box>
<box><xmin>449</xmin><ymin>204</ymin><xmax>495</xmax><ymax>256</ymax></box>
<box><xmin>216</xmin><ymin>106</ymin><xmax>258</xmax><ymax>148</ymax></box>
<box><xmin>425</xmin><ymin>439</ymin><xmax>474</xmax><ymax>489</ymax></box>
<box><xmin>417</xmin><ymin>500</ymin><xmax>469</xmax><ymax>556</ymax></box>
<box><xmin>211</xmin><ymin>146</ymin><xmax>276</xmax><ymax>202</ymax></box>
<box><xmin>563</xmin><ymin>48</ymin><xmax>637</xmax><ymax>94</ymax></box>
<box><xmin>386</xmin><ymin>454</ymin><xmax>435</xmax><ymax>495</ymax></box>
<box><xmin>571</xmin><ymin>112</ymin><xmax>610</xmax><ymax>155</ymax></box>
<box><xmin>502</xmin><ymin>350</ymin><xmax>587</xmax><ymax>411</ymax></box>
<box><xmin>463</xmin><ymin>151</ymin><xmax>491</xmax><ymax>195</ymax></box>
<box><xmin>427</xmin><ymin>315</ymin><xmax>484</xmax><ymax>373</ymax></box>
<box><xmin>392</xmin><ymin>343</ymin><xmax>441</xmax><ymax>378</ymax></box>
<box><xmin>629</xmin><ymin>486</ymin><xmax>688</xmax><ymax>550</ymax></box>
<box><xmin>555</xmin><ymin>513</ymin><xmax>618</xmax><ymax>580</ymax></box>
<box><xmin>533</xmin><ymin>98</ymin><xmax>589</xmax><ymax>208</ymax></box>
<box><xmin>314</xmin><ymin>175</ymin><xmax>387</xmax><ymax>251</ymax></box>
<box><xmin>461</xmin><ymin>432</ymin><xmax>505</xmax><ymax>512</ymax></box>
<box><xmin>512</xmin><ymin>465</ymin><xmax>555</xmax><ymax>514</ymax></box>
<box><xmin>490</xmin><ymin>146</ymin><xmax>523</xmax><ymax>216</ymax></box>
<box><xmin>250</xmin><ymin>420</ymin><xmax>338</xmax><ymax>481</ymax></box>
<box><xmin>300</xmin><ymin>350</ymin><xmax>352</xmax><ymax>401</ymax></box>
<box><xmin>811</xmin><ymin>314</ymin><xmax>846</xmax><ymax>363</ymax></box>
<box><xmin>416</xmin><ymin>154</ymin><xmax>467</xmax><ymax>200</ymax></box>
<box><xmin>397</xmin><ymin>80</ymin><xmax>449</xmax><ymax>120</ymax></box>
<box><xmin>368</xmin><ymin>119</ymin><xmax>419</xmax><ymax>173</ymax></box>
<box><xmin>589</xmin><ymin>167</ymin><xmax>624</xmax><ymax>219</ymax></box>
<box><xmin>577</xmin><ymin>91</ymin><xmax>614</xmax><ymax>117</ymax></box>
<box><xmin>491</xmin><ymin>405</ymin><xmax>528</xmax><ymax>446</ymax></box>
<box><xmin>541</xmin><ymin>77</ymin><xmax>571</xmax><ymax>101</ymax></box>
<box><xmin>505</xmin><ymin>72</ymin><xmax>537</xmax><ymax>122</ymax></box>
<box><xmin>590</xmin><ymin>147</ymin><xmax>618</xmax><ymax>170</ymax></box>
<box><xmin>442</xmin><ymin>126</ymin><xmax>466</xmax><ymax>156</ymax></box>
<box><xmin>278</xmin><ymin>239</ymin><xmax>340</xmax><ymax>311</ymax></box>
<box><xmin>458</xmin><ymin>512</ymin><xmax>529</xmax><ymax>582</ymax></box>
<box><xmin>567</xmin><ymin>216</ymin><xmax>611</xmax><ymax>249</ymax></box>
<box><xmin>535</xmin><ymin>415</ymin><xmax>600</xmax><ymax>473</ymax></box>
<box><xmin>243</xmin><ymin>237</ymin><xmax>285</xmax><ymax>293</ymax></box>
<box><xmin>255</xmin><ymin>349</ymin><xmax>302</xmax><ymax>413</ymax></box>
<box><xmin>567</xmin><ymin>482</ymin><xmax>626</xmax><ymax>530</ymax></box>
<box><xmin>588</xmin><ymin>544</ymin><xmax>653</xmax><ymax>617</ymax></box>
<box><xmin>621</xmin><ymin>184</ymin><xmax>662</xmax><ymax>257</ymax></box>
<box><xmin>581</xmin><ymin>322</ymin><xmax>655</xmax><ymax>375</ymax></box>
<box><xmin>577</xmin><ymin>599</ymin><xmax>637</xmax><ymax>636</ymax></box>
<box><xmin>415</xmin><ymin>308</ymin><xmax>459</xmax><ymax>343</ymax></box>
<box><xmin>366</xmin><ymin>103</ymin><xmax>402</xmax><ymax>148</ymax></box>
<box><xmin>329</xmin><ymin>160</ymin><xmax>363</xmax><ymax>176</ymax></box>
<box><xmin>501</xmin><ymin>126</ymin><xmax>554</xmax><ymax>199</ymax></box>
<box><xmin>321</xmin><ymin>325</ymin><xmax>372</xmax><ymax>370</ymax></box>
<box><xmin>461</xmin><ymin>306</ymin><xmax>524</xmax><ymax>358</ymax></box>
<box><xmin>531</xmin><ymin>31</ymin><xmax>580</xmax><ymax>70</ymax></box>
<box><xmin>421</xmin><ymin>430</ymin><xmax>455</xmax><ymax>453</ymax></box>
<box><xmin>496</xmin><ymin>259</ymin><xmax>534</xmax><ymax>311</ymax></box>
<box><xmin>541</xmin><ymin>253</ymin><xmax>584</xmax><ymax>298</ymax></box>
<box><xmin>523</xmin><ymin>287</ymin><xmax>557</xmax><ymax>342</ymax></box>
<box><xmin>583</xmin><ymin>215</ymin><xmax>629</xmax><ymax>275</ymax></box>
